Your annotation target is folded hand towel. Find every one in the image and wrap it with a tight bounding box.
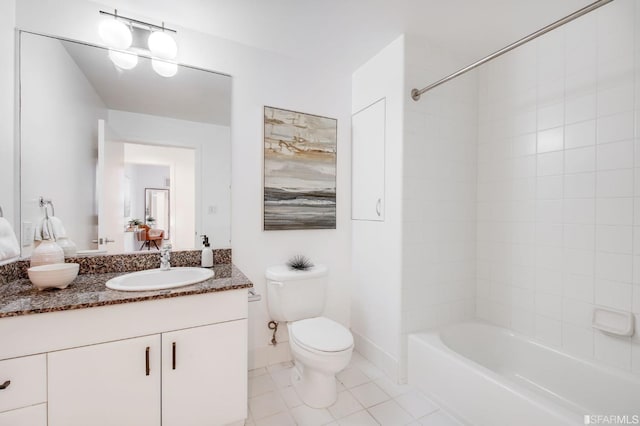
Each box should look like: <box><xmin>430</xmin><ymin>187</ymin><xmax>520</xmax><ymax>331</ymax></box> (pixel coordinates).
<box><xmin>0</xmin><ymin>217</ymin><xmax>20</xmax><ymax>261</ymax></box>
<box><xmin>34</xmin><ymin>217</ymin><xmax>53</xmax><ymax>241</ymax></box>
<box><xmin>48</xmin><ymin>216</ymin><xmax>67</xmax><ymax>239</ymax></box>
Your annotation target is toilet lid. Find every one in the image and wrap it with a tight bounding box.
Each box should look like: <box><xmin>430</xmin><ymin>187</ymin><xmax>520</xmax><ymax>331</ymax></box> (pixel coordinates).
<box><xmin>290</xmin><ymin>317</ymin><xmax>353</xmax><ymax>353</ymax></box>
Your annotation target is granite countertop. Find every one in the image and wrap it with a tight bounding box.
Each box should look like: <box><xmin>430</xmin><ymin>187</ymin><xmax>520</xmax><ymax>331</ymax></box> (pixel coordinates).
<box><xmin>0</xmin><ymin>264</ymin><xmax>252</xmax><ymax>318</ymax></box>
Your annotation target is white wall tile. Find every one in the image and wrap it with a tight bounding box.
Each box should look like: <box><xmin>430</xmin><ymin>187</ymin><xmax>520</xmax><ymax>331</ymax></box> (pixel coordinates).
<box><xmin>565</xmin><ymin>93</ymin><xmax>596</xmax><ymax>124</ymax></box>
<box><xmin>595</xmin><ymin>332</ymin><xmax>631</xmax><ymax>370</ymax></box>
<box><xmin>595</xmin><ymin>225</ymin><xmax>633</xmax><ymax>254</ymax></box>
<box><xmin>595</xmin><ymin>279</ymin><xmax>633</xmax><ymax>310</ymax></box>
<box><xmin>564</xmin><ymin>274</ymin><xmax>594</xmax><ymax>303</ymax></box>
<box><xmin>538</xmin><ymin>104</ymin><xmax>564</xmax><ymax>131</ymax></box>
<box><xmin>596</xmin><ymin>169</ymin><xmax>634</xmax><ymax>198</ymax></box>
<box><xmin>564</xmin><ymin>173</ymin><xmax>595</xmax><ymax>198</ymax></box>
<box><xmin>565</xmin><ymin>120</ymin><xmax>596</xmax><ymax>149</ymax></box>
<box><xmin>565</xmin><ymin>147</ymin><xmax>596</xmax><ymax>173</ymax></box>
<box><xmin>564</xmin><ymin>199</ymin><xmax>595</xmax><ymax>224</ymax></box>
<box><xmin>564</xmin><ymin>224</ymin><xmax>595</xmax><ymax>250</ymax></box>
<box><xmin>535</xmin><ymin>315</ymin><xmax>562</xmax><ymax>347</ymax></box>
<box><xmin>597</xmin><ymin>140</ymin><xmax>634</xmax><ymax>170</ymax></box>
<box><xmin>537</xmin><ymin>151</ymin><xmax>564</xmax><ymax>176</ymax></box>
<box><xmin>596</xmin><ymin>198</ymin><xmax>633</xmax><ymax>225</ymax></box>
<box><xmin>595</xmin><ymin>252</ymin><xmax>633</xmax><ymax>283</ymax></box>
<box><xmin>562</xmin><ymin>323</ymin><xmax>594</xmax><ymax>359</ymax></box>
<box><xmin>597</xmin><ymin>111</ymin><xmax>634</xmax><ymax>144</ymax></box>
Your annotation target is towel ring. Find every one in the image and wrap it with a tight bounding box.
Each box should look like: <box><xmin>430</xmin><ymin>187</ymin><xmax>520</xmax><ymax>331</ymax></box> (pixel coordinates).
<box><xmin>38</xmin><ymin>197</ymin><xmax>55</xmax><ymax>219</ymax></box>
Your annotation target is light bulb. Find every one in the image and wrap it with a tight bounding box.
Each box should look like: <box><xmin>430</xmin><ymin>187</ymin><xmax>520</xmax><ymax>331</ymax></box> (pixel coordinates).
<box><xmin>99</xmin><ymin>18</ymin><xmax>132</xmax><ymax>49</ymax></box>
<box><xmin>109</xmin><ymin>50</ymin><xmax>138</xmax><ymax>70</ymax></box>
<box><xmin>148</xmin><ymin>31</ymin><xmax>178</xmax><ymax>59</ymax></box>
<box><xmin>152</xmin><ymin>59</ymin><xmax>178</xmax><ymax>77</ymax></box>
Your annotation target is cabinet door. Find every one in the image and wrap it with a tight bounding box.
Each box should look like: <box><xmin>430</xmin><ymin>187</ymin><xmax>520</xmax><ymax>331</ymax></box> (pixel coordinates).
<box><xmin>162</xmin><ymin>319</ymin><xmax>248</xmax><ymax>426</ymax></box>
<box><xmin>0</xmin><ymin>403</ymin><xmax>47</xmax><ymax>426</ymax></box>
<box><xmin>352</xmin><ymin>98</ymin><xmax>386</xmax><ymax>221</ymax></box>
<box><xmin>48</xmin><ymin>335</ymin><xmax>161</xmax><ymax>426</ymax></box>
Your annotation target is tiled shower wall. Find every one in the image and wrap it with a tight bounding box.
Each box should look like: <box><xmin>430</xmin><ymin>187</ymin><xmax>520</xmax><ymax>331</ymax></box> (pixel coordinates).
<box><xmin>476</xmin><ymin>0</ymin><xmax>640</xmax><ymax>373</ymax></box>
<box><xmin>401</xmin><ymin>36</ymin><xmax>478</xmax><ymax>380</ymax></box>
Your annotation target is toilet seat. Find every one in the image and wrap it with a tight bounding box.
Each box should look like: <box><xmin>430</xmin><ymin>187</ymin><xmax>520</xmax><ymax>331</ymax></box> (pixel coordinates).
<box><xmin>290</xmin><ymin>317</ymin><xmax>353</xmax><ymax>353</ymax></box>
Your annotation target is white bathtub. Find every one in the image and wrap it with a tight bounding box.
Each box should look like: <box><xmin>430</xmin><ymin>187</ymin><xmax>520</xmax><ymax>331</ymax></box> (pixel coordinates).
<box><xmin>408</xmin><ymin>321</ymin><xmax>640</xmax><ymax>426</ymax></box>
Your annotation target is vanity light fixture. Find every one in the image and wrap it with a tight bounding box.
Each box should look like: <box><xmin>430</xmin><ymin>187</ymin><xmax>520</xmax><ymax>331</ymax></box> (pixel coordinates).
<box><xmin>151</xmin><ymin>58</ymin><xmax>178</xmax><ymax>78</ymax></box>
<box><xmin>148</xmin><ymin>29</ymin><xmax>178</xmax><ymax>60</ymax></box>
<box><xmin>98</xmin><ymin>10</ymin><xmax>178</xmax><ymax>77</ymax></box>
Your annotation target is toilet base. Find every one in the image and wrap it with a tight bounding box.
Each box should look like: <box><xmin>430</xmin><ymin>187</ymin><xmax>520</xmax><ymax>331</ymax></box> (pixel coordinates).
<box><xmin>291</xmin><ymin>363</ymin><xmax>338</xmax><ymax>408</ymax></box>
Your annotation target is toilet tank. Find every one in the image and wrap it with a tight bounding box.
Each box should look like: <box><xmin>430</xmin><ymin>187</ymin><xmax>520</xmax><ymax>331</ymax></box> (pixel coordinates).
<box><xmin>265</xmin><ymin>264</ymin><xmax>328</xmax><ymax>322</ymax></box>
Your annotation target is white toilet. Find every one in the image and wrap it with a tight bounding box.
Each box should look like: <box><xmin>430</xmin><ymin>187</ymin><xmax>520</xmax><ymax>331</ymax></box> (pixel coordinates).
<box><xmin>266</xmin><ymin>264</ymin><xmax>353</xmax><ymax>408</ymax></box>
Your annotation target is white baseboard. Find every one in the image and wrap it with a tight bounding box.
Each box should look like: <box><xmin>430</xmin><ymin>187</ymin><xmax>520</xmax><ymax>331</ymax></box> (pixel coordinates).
<box><xmin>352</xmin><ymin>329</ymin><xmax>399</xmax><ymax>383</ymax></box>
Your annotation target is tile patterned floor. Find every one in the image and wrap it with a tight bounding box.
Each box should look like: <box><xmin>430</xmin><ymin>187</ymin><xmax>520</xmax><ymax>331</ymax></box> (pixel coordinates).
<box><xmin>246</xmin><ymin>352</ymin><xmax>463</xmax><ymax>426</ymax></box>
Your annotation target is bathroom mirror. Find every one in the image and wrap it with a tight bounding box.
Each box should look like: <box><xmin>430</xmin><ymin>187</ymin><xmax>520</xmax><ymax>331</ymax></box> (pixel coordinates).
<box><xmin>145</xmin><ymin>188</ymin><xmax>170</xmax><ymax>238</ymax></box>
<box><xmin>19</xmin><ymin>31</ymin><xmax>232</xmax><ymax>256</ymax></box>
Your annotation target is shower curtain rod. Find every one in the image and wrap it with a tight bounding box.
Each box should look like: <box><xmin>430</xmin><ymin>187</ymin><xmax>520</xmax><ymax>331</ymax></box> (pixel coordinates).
<box><xmin>410</xmin><ymin>0</ymin><xmax>615</xmax><ymax>101</ymax></box>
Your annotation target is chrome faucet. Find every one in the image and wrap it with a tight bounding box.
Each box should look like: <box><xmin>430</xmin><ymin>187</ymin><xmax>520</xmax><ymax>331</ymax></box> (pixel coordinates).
<box><xmin>160</xmin><ymin>243</ymin><xmax>172</xmax><ymax>271</ymax></box>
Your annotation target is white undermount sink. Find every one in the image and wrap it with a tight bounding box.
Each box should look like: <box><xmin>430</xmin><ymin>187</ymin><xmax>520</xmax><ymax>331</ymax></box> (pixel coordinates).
<box><xmin>105</xmin><ymin>267</ymin><xmax>215</xmax><ymax>291</ymax></box>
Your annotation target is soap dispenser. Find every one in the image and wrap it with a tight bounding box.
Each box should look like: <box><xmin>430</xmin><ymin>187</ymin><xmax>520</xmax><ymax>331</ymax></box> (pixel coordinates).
<box><xmin>201</xmin><ymin>235</ymin><xmax>214</xmax><ymax>268</ymax></box>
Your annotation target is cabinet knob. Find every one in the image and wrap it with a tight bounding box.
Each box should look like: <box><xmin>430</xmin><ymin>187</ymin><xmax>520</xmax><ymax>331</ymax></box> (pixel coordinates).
<box><xmin>376</xmin><ymin>199</ymin><xmax>382</xmax><ymax>217</ymax></box>
<box><xmin>0</xmin><ymin>380</ymin><xmax>10</xmax><ymax>390</ymax></box>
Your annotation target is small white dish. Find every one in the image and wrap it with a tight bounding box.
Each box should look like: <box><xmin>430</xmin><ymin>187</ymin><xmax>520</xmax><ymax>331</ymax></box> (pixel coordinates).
<box><xmin>28</xmin><ymin>263</ymin><xmax>79</xmax><ymax>290</ymax></box>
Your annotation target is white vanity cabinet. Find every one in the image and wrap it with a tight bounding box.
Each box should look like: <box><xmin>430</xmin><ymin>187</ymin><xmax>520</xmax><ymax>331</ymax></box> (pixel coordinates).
<box><xmin>0</xmin><ymin>289</ymin><xmax>249</xmax><ymax>426</ymax></box>
<box><xmin>162</xmin><ymin>320</ymin><xmax>248</xmax><ymax>426</ymax></box>
<box><xmin>48</xmin><ymin>335</ymin><xmax>162</xmax><ymax>426</ymax></box>
<box><xmin>0</xmin><ymin>354</ymin><xmax>47</xmax><ymax>426</ymax></box>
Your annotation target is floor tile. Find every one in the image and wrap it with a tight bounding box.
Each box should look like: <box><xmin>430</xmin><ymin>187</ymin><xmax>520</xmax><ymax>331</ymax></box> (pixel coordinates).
<box><xmin>271</xmin><ymin>366</ymin><xmax>294</xmax><ymax>388</ymax></box>
<box><xmin>267</xmin><ymin>361</ymin><xmax>294</xmax><ymax>373</ymax></box>
<box><xmin>254</xmin><ymin>411</ymin><xmax>296</xmax><ymax>426</ymax></box>
<box><xmin>248</xmin><ymin>367</ymin><xmax>268</xmax><ymax>378</ymax></box>
<box><xmin>374</xmin><ymin>376</ymin><xmax>412</xmax><ymax>398</ymax></box>
<box><xmin>248</xmin><ymin>390</ymin><xmax>287</xmax><ymax>420</ymax></box>
<box><xmin>249</xmin><ymin>374</ymin><xmax>277</xmax><ymax>397</ymax></box>
<box><xmin>328</xmin><ymin>391</ymin><xmax>364</xmax><ymax>419</ymax></box>
<box><xmin>419</xmin><ymin>410</ymin><xmax>463</xmax><ymax>426</ymax></box>
<box><xmin>337</xmin><ymin>409</ymin><xmax>379</xmax><ymax>426</ymax></box>
<box><xmin>394</xmin><ymin>392</ymin><xmax>439</xmax><ymax>418</ymax></box>
<box><xmin>280</xmin><ymin>385</ymin><xmax>304</xmax><ymax>408</ymax></box>
<box><xmin>290</xmin><ymin>405</ymin><xmax>334</xmax><ymax>426</ymax></box>
<box><xmin>350</xmin><ymin>382</ymin><xmax>390</xmax><ymax>408</ymax></box>
<box><xmin>336</xmin><ymin>367</ymin><xmax>370</xmax><ymax>388</ymax></box>
<box><xmin>368</xmin><ymin>399</ymin><xmax>414</xmax><ymax>426</ymax></box>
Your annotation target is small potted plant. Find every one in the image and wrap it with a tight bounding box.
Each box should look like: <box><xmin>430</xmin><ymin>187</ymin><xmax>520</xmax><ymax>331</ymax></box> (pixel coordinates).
<box><xmin>146</xmin><ymin>216</ymin><xmax>156</xmax><ymax>227</ymax></box>
<box><xmin>127</xmin><ymin>218</ymin><xmax>143</xmax><ymax>231</ymax></box>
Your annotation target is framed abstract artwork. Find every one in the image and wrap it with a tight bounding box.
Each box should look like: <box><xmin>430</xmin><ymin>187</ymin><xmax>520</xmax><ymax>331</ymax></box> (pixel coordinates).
<box><xmin>263</xmin><ymin>106</ymin><xmax>337</xmax><ymax>230</ymax></box>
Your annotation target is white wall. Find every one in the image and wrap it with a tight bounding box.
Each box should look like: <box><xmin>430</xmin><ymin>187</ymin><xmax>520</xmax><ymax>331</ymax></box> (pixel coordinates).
<box><xmin>108</xmin><ymin>109</ymin><xmax>231</xmax><ymax>249</ymax></box>
<box><xmin>351</xmin><ymin>36</ymin><xmax>405</xmax><ymax>381</ymax></box>
<box><xmin>9</xmin><ymin>0</ymin><xmax>352</xmax><ymax>369</ymax></box>
<box><xmin>0</xmin><ymin>1</ymin><xmax>15</xmax><ymax>227</ymax></box>
<box><xmin>400</xmin><ymin>36</ymin><xmax>477</xmax><ymax>381</ymax></box>
<box><xmin>20</xmin><ymin>32</ymin><xmax>107</xmax><ymax>253</ymax></box>
<box><xmin>476</xmin><ymin>0</ymin><xmax>640</xmax><ymax>374</ymax></box>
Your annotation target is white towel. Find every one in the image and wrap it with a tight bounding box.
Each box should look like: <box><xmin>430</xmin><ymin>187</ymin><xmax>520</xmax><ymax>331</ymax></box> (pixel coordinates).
<box><xmin>49</xmin><ymin>216</ymin><xmax>67</xmax><ymax>239</ymax></box>
<box><xmin>34</xmin><ymin>217</ymin><xmax>53</xmax><ymax>241</ymax></box>
<box><xmin>0</xmin><ymin>217</ymin><xmax>20</xmax><ymax>261</ymax></box>
<box><xmin>34</xmin><ymin>216</ymin><xmax>67</xmax><ymax>241</ymax></box>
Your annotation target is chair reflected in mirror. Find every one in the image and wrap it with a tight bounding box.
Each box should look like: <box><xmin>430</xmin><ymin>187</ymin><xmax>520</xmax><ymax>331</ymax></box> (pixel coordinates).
<box><xmin>136</xmin><ymin>224</ymin><xmax>164</xmax><ymax>250</ymax></box>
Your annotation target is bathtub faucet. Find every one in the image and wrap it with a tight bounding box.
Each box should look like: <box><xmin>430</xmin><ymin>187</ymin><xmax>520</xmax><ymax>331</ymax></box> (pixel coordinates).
<box><xmin>160</xmin><ymin>243</ymin><xmax>172</xmax><ymax>271</ymax></box>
